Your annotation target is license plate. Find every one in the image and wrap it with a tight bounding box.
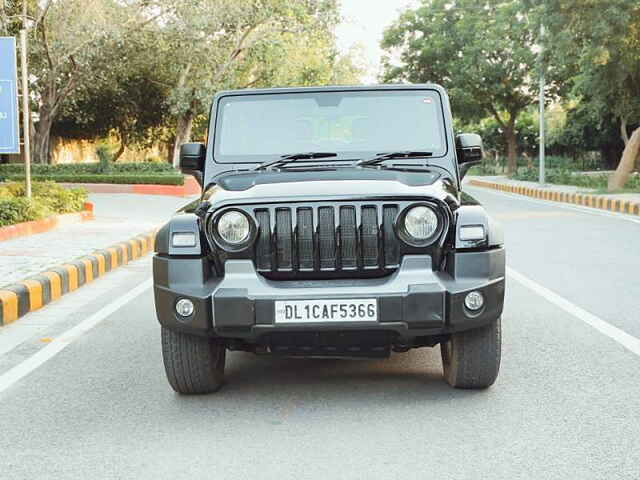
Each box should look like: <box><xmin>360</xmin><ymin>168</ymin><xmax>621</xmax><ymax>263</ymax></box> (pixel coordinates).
<box><xmin>275</xmin><ymin>299</ymin><xmax>377</xmax><ymax>323</ymax></box>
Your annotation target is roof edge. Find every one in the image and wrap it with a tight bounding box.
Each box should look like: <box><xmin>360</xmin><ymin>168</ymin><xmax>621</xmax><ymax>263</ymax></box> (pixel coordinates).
<box><xmin>213</xmin><ymin>83</ymin><xmax>446</xmax><ymax>98</ymax></box>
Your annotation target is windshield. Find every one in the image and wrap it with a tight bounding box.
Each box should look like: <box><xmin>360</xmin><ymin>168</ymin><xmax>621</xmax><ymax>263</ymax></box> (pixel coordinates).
<box><xmin>213</xmin><ymin>90</ymin><xmax>447</xmax><ymax>164</ymax></box>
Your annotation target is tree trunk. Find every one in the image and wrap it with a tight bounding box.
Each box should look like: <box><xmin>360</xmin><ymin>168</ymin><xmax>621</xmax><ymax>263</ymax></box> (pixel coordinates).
<box><xmin>608</xmin><ymin>126</ymin><xmax>640</xmax><ymax>191</ymax></box>
<box><xmin>112</xmin><ymin>138</ymin><xmax>126</xmax><ymax>163</ymax></box>
<box><xmin>33</xmin><ymin>111</ymin><xmax>53</xmax><ymax>164</ymax></box>
<box><xmin>620</xmin><ymin>116</ymin><xmax>629</xmax><ymax>146</ymax></box>
<box><xmin>505</xmin><ymin>127</ymin><xmax>518</xmax><ymax>175</ymax></box>
<box><xmin>172</xmin><ymin>111</ymin><xmax>195</xmax><ymax>168</ymax></box>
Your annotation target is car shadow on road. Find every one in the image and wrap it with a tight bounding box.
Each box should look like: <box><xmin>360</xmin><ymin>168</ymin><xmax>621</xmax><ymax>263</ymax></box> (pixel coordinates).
<box><xmin>177</xmin><ymin>346</ymin><xmax>490</xmax><ymax>405</ymax></box>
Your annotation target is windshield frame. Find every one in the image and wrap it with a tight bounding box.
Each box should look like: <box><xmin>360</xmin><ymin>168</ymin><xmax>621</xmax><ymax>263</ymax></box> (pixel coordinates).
<box><xmin>210</xmin><ymin>87</ymin><xmax>450</xmax><ymax>165</ymax></box>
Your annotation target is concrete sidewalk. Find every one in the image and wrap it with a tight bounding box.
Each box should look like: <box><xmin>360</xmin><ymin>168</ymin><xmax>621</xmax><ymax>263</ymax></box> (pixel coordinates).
<box><xmin>466</xmin><ymin>176</ymin><xmax>640</xmax><ymax>215</ymax></box>
<box><xmin>0</xmin><ymin>194</ymin><xmax>193</xmax><ymax>287</ymax></box>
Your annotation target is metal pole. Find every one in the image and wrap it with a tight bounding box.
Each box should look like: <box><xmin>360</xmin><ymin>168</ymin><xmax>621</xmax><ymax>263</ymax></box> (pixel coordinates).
<box><xmin>21</xmin><ymin>0</ymin><xmax>31</xmax><ymax>198</ymax></box>
<box><xmin>538</xmin><ymin>23</ymin><xmax>545</xmax><ymax>186</ymax></box>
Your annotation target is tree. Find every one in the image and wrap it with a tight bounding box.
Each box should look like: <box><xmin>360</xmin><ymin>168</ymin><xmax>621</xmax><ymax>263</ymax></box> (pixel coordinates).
<box><xmin>381</xmin><ymin>0</ymin><xmax>559</xmax><ymax>174</ymax></box>
<box><xmin>3</xmin><ymin>0</ymin><xmax>355</xmax><ymax>165</ymax></box>
<box><xmin>547</xmin><ymin>100</ymin><xmax>627</xmax><ymax>168</ymax></box>
<box><xmin>235</xmin><ymin>31</ymin><xmax>363</xmax><ymax>89</ymax></box>
<box><xmin>541</xmin><ymin>0</ymin><xmax>640</xmax><ymax>190</ymax></box>
<box><xmin>17</xmin><ymin>0</ymin><xmax>167</xmax><ymax>163</ymax></box>
<box><xmin>53</xmin><ymin>29</ymin><xmax>172</xmax><ymax>161</ymax></box>
<box><xmin>157</xmin><ymin>0</ymin><xmax>346</xmax><ymax>166</ymax></box>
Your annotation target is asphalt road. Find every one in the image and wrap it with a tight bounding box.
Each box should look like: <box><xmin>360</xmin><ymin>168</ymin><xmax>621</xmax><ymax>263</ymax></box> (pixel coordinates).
<box><xmin>1</xmin><ymin>186</ymin><xmax>639</xmax><ymax>480</ymax></box>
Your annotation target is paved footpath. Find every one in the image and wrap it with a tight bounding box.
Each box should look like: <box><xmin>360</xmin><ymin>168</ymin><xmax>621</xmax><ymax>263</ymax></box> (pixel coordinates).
<box><xmin>0</xmin><ymin>194</ymin><xmax>193</xmax><ymax>287</ymax></box>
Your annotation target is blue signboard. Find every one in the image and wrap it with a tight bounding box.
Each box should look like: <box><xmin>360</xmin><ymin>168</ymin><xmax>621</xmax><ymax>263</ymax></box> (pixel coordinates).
<box><xmin>0</xmin><ymin>37</ymin><xmax>20</xmax><ymax>154</ymax></box>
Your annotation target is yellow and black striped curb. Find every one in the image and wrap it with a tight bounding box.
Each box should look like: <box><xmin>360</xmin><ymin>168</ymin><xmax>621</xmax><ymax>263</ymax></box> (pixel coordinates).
<box><xmin>0</xmin><ymin>231</ymin><xmax>156</xmax><ymax>327</ymax></box>
<box><xmin>468</xmin><ymin>179</ymin><xmax>640</xmax><ymax>216</ymax></box>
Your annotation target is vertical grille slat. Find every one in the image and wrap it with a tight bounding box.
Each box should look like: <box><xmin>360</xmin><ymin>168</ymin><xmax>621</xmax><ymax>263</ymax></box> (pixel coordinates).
<box><xmin>318</xmin><ymin>207</ymin><xmax>336</xmax><ymax>270</ymax></box>
<box><xmin>340</xmin><ymin>206</ymin><xmax>357</xmax><ymax>269</ymax></box>
<box><xmin>255</xmin><ymin>210</ymin><xmax>272</xmax><ymax>271</ymax></box>
<box><xmin>383</xmin><ymin>205</ymin><xmax>400</xmax><ymax>267</ymax></box>
<box><xmin>361</xmin><ymin>206</ymin><xmax>378</xmax><ymax>267</ymax></box>
<box><xmin>276</xmin><ymin>209</ymin><xmax>293</xmax><ymax>271</ymax></box>
<box><xmin>297</xmin><ymin>208</ymin><xmax>314</xmax><ymax>270</ymax></box>
<box><xmin>251</xmin><ymin>202</ymin><xmax>404</xmax><ymax>278</ymax></box>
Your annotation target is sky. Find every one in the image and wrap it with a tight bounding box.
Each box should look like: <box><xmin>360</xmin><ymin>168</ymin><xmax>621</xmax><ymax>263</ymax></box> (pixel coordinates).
<box><xmin>335</xmin><ymin>0</ymin><xmax>419</xmax><ymax>83</ymax></box>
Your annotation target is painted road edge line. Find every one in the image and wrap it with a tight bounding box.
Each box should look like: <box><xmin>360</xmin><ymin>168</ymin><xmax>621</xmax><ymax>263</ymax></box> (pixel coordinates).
<box><xmin>0</xmin><ymin>279</ymin><xmax>152</xmax><ymax>395</ymax></box>
<box><xmin>469</xmin><ymin>179</ymin><xmax>640</xmax><ymax>216</ymax></box>
<box><xmin>507</xmin><ymin>267</ymin><xmax>640</xmax><ymax>357</ymax></box>
<box><xmin>0</xmin><ymin>231</ymin><xmax>157</xmax><ymax>327</ymax></box>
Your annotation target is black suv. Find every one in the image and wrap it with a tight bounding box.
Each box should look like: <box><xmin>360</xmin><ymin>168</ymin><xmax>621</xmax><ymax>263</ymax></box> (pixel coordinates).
<box><xmin>153</xmin><ymin>84</ymin><xmax>505</xmax><ymax>394</ymax></box>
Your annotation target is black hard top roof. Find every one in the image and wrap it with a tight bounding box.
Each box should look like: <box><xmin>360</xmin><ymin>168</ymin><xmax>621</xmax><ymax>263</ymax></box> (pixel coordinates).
<box><xmin>213</xmin><ymin>83</ymin><xmax>447</xmax><ymax>99</ymax></box>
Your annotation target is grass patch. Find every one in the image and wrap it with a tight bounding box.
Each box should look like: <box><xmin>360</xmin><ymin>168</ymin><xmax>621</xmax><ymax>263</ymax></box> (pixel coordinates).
<box><xmin>590</xmin><ymin>187</ymin><xmax>640</xmax><ymax>195</ymax></box>
<box><xmin>0</xmin><ymin>182</ymin><xmax>88</xmax><ymax>227</ymax></box>
<box><xmin>512</xmin><ymin>168</ymin><xmax>640</xmax><ymax>192</ymax></box>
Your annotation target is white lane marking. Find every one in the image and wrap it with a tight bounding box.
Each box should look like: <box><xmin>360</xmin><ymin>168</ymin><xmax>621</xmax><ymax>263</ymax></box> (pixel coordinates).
<box><xmin>507</xmin><ymin>267</ymin><xmax>640</xmax><ymax>357</ymax></box>
<box><xmin>0</xmin><ymin>279</ymin><xmax>152</xmax><ymax>395</ymax></box>
<box><xmin>465</xmin><ymin>184</ymin><xmax>640</xmax><ymax>225</ymax></box>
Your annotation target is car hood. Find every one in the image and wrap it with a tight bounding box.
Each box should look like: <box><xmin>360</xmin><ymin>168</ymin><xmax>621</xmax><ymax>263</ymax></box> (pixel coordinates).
<box><xmin>203</xmin><ymin>168</ymin><xmax>458</xmax><ymax>205</ymax></box>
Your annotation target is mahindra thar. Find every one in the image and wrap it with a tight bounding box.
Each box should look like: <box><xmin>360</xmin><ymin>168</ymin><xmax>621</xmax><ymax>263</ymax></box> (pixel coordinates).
<box><xmin>153</xmin><ymin>84</ymin><xmax>505</xmax><ymax>394</ymax></box>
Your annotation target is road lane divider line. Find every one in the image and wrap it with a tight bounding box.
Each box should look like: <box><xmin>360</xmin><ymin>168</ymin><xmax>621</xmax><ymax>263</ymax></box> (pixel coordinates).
<box><xmin>0</xmin><ymin>230</ymin><xmax>157</xmax><ymax>327</ymax></box>
<box><xmin>507</xmin><ymin>267</ymin><xmax>640</xmax><ymax>357</ymax></box>
<box><xmin>0</xmin><ymin>278</ymin><xmax>152</xmax><ymax>395</ymax></box>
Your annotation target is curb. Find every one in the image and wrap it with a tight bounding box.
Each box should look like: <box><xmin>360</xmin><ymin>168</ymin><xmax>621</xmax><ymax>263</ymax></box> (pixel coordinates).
<box><xmin>468</xmin><ymin>179</ymin><xmax>640</xmax><ymax>216</ymax></box>
<box><xmin>0</xmin><ymin>203</ymin><xmax>94</xmax><ymax>243</ymax></box>
<box><xmin>0</xmin><ymin>231</ymin><xmax>156</xmax><ymax>326</ymax></box>
<box><xmin>58</xmin><ymin>176</ymin><xmax>201</xmax><ymax>197</ymax></box>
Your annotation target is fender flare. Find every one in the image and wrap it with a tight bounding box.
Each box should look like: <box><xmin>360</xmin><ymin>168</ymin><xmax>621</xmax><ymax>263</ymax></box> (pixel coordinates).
<box><xmin>455</xmin><ymin>205</ymin><xmax>503</xmax><ymax>249</ymax></box>
<box><xmin>154</xmin><ymin>213</ymin><xmax>203</xmax><ymax>256</ymax></box>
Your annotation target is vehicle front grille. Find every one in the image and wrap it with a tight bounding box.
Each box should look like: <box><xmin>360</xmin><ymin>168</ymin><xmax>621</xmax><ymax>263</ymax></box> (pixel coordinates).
<box><xmin>253</xmin><ymin>202</ymin><xmax>401</xmax><ymax>278</ymax></box>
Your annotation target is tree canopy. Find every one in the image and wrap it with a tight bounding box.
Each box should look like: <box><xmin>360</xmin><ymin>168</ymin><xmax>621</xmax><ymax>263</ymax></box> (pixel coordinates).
<box><xmin>541</xmin><ymin>0</ymin><xmax>640</xmax><ymax>188</ymax></box>
<box><xmin>383</xmin><ymin>0</ymin><xmax>640</xmax><ymax>186</ymax></box>
<box><xmin>382</xmin><ymin>0</ymin><xmax>549</xmax><ymax>173</ymax></box>
<box><xmin>0</xmin><ymin>0</ymin><xmax>362</xmax><ymax>164</ymax></box>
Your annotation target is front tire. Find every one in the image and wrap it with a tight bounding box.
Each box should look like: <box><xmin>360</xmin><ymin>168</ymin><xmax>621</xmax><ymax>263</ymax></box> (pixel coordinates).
<box><xmin>161</xmin><ymin>327</ymin><xmax>226</xmax><ymax>394</ymax></box>
<box><xmin>441</xmin><ymin>317</ymin><xmax>501</xmax><ymax>389</ymax></box>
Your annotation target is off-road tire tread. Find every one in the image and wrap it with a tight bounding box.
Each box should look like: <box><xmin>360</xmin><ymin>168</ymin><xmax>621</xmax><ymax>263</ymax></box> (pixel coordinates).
<box><xmin>441</xmin><ymin>317</ymin><xmax>501</xmax><ymax>389</ymax></box>
<box><xmin>161</xmin><ymin>327</ymin><xmax>225</xmax><ymax>394</ymax></box>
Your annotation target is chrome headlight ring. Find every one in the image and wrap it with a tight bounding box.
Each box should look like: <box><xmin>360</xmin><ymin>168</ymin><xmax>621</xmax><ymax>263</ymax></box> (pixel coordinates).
<box><xmin>208</xmin><ymin>208</ymin><xmax>257</xmax><ymax>252</ymax></box>
<box><xmin>396</xmin><ymin>203</ymin><xmax>444</xmax><ymax>247</ymax></box>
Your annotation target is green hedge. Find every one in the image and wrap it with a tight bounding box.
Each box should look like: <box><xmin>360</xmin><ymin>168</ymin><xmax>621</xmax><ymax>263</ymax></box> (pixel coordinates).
<box><xmin>0</xmin><ymin>162</ymin><xmax>178</xmax><ymax>176</ymax></box>
<box><xmin>0</xmin><ymin>182</ymin><xmax>88</xmax><ymax>227</ymax></box>
<box><xmin>4</xmin><ymin>174</ymin><xmax>184</xmax><ymax>186</ymax></box>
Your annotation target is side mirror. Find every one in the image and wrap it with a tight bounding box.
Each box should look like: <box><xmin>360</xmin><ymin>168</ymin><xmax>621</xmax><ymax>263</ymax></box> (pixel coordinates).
<box><xmin>179</xmin><ymin>143</ymin><xmax>205</xmax><ymax>186</ymax></box>
<box><xmin>456</xmin><ymin>133</ymin><xmax>483</xmax><ymax>178</ymax></box>
<box><xmin>179</xmin><ymin>143</ymin><xmax>205</xmax><ymax>172</ymax></box>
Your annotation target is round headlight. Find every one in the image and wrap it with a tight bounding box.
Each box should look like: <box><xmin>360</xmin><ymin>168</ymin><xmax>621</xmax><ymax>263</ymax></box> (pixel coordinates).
<box><xmin>403</xmin><ymin>206</ymin><xmax>439</xmax><ymax>241</ymax></box>
<box><xmin>217</xmin><ymin>211</ymin><xmax>250</xmax><ymax>245</ymax></box>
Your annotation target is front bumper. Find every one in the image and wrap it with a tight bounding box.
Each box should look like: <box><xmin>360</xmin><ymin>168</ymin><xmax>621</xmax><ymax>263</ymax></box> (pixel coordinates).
<box><xmin>153</xmin><ymin>248</ymin><xmax>505</xmax><ymax>342</ymax></box>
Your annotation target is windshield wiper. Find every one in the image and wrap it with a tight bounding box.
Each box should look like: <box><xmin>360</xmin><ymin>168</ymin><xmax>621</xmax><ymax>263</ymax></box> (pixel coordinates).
<box><xmin>357</xmin><ymin>151</ymin><xmax>434</xmax><ymax>167</ymax></box>
<box><xmin>255</xmin><ymin>152</ymin><xmax>337</xmax><ymax>170</ymax></box>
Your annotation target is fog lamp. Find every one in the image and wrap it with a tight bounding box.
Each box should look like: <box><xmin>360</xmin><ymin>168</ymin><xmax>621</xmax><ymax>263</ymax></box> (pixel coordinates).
<box><xmin>176</xmin><ymin>298</ymin><xmax>195</xmax><ymax>317</ymax></box>
<box><xmin>464</xmin><ymin>291</ymin><xmax>484</xmax><ymax>311</ymax></box>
